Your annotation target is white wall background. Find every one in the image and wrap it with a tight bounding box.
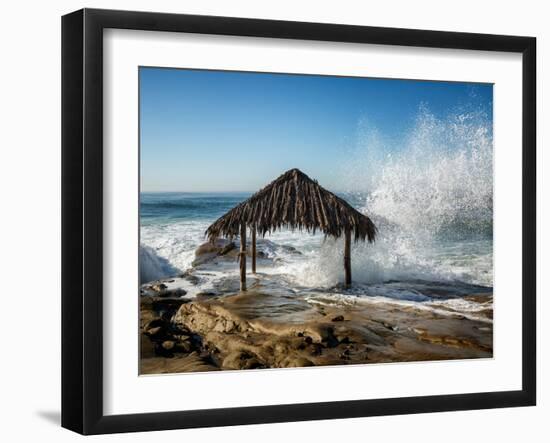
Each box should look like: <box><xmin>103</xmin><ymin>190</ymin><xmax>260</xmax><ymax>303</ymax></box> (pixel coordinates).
<box><xmin>0</xmin><ymin>0</ymin><xmax>546</xmax><ymax>441</ymax></box>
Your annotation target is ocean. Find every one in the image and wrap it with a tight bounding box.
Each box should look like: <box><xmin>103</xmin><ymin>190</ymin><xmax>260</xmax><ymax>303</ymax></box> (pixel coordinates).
<box><xmin>139</xmin><ymin>109</ymin><xmax>493</xmax><ymax>320</ymax></box>
<box><xmin>140</xmin><ymin>189</ymin><xmax>492</xmax><ymax>315</ymax></box>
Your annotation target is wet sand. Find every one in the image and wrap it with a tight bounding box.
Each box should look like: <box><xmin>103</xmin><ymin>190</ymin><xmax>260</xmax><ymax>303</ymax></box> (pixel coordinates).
<box><xmin>140</xmin><ymin>285</ymin><xmax>493</xmax><ymax>374</ymax></box>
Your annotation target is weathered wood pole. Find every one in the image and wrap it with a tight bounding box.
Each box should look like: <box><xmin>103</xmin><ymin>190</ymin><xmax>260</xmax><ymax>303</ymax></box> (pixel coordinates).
<box><xmin>344</xmin><ymin>228</ymin><xmax>352</xmax><ymax>288</ymax></box>
<box><xmin>240</xmin><ymin>222</ymin><xmax>247</xmax><ymax>291</ymax></box>
<box><xmin>251</xmin><ymin>224</ymin><xmax>257</xmax><ymax>274</ymax></box>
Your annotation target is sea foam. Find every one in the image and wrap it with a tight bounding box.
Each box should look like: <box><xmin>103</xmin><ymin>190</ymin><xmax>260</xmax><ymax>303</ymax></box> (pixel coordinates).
<box><xmin>292</xmin><ymin>106</ymin><xmax>493</xmax><ymax>288</ymax></box>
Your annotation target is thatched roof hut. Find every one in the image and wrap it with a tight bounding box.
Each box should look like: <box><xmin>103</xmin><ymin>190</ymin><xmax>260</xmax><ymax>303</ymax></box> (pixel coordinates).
<box><xmin>206</xmin><ymin>168</ymin><xmax>377</xmax><ymax>290</ymax></box>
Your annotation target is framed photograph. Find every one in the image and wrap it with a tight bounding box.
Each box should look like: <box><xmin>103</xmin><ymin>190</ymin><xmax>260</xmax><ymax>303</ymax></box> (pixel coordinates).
<box><xmin>62</xmin><ymin>8</ymin><xmax>536</xmax><ymax>435</ymax></box>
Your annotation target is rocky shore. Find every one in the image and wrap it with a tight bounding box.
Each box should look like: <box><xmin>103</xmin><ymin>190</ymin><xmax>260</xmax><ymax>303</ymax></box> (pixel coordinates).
<box><xmin>139</xmin><ymin>241</ymin><xmax>493</xmax><ymax>374</ymax></box>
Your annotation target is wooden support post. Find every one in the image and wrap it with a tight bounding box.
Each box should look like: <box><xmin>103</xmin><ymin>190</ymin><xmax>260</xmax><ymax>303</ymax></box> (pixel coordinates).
<box><xmin>240</xmin><ymin>222</ymin><xmax>247</xmax><ymax>291</ymax></box>
<box><xmin>344</xmin><ymin>228</ymin><xmax>352</xmax><ymax>288</ymax></box>
<box><xmin>251</xmin><ymin>224</ymin><xmax>257</xmax><ymax>274</ymax></box>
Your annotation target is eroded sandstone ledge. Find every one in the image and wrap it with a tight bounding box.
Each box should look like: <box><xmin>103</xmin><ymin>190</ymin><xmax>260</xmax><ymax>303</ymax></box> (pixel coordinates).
<box><xmin>139</xmin><ymin>289</ymin><xmax>492</xmax><ymax>374</ymax></box>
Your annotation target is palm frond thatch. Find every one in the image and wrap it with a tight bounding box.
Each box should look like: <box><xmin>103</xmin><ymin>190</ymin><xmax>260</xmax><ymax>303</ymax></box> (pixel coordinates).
<box><xmin>206</xmin><ymin>168</ymin><xmax>377</xmax><ymax>242</ymax></box>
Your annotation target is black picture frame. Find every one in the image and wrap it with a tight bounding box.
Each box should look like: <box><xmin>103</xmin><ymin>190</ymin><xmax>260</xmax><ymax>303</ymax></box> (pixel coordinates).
<box><xmin>62</xmin><ymin>8</ymin><xmax>536</xmax><ymax>435</ymax></box>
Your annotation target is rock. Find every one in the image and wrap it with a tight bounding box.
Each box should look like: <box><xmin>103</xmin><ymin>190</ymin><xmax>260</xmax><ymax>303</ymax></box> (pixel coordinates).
<box><xmin>222</xmin><ymin>351</ymin><xmax>263</xmax><ymax>370</ymax></box>
<box><xmin>320</xmin><ymin>327</ymin><xmax>340</xmax><ymax>348</ymax></box>
<box><xmin>193</xmin><ymin>239</ymin><xmax>234</xmax><ymax>266</ymax></box>
<box><xmin>154</xmin><ymin>343</ymin><xmax>174</xmax><ymax>357</ymax></box>
<box><xmin>192</xmin><ymin>252</ymin><xmax>218</xmax><ymax>267</ymax></box>
<box><xmin>144</xmin><ymin>319</ymin><xmax>168</xmax><ymax>338</ymax></box>
<box><xmin>194</xmin><ymin>239</ymin><xmax>235</xmax><ymax>262</ymax></box>
<box><xmin>382</xmin><ymin>321</ymin><xmax>395</xmax><ymax>330</ymax></box>
<box><xmin>179</xmin><ymin>270</ymin><xmax>200</xmax><ymax>285</ymax></box>
<box><xmin>173</xmin><ymin>334</ymin><xmax>190</xmax><ymax>342</ymax></box>
<box><xmin>193</xmin><ymin>237</ymin><xmax>295</xmax><ymax>267</ymax></box>
<box><xmin>145</xmin><ymin>319</ymin><xmax>165</xmax><ymax>329</ymax></box>
<box><xmin>156</xmin><ymin>288</ymin><xmax>187</xmax><ymax>298</ymax></box>
<box><xmin>179</xmin><ymin>341</ymin><xmax>193</xmax><ymax>352</ymax></box>
<box><xmin>151</xmin><ymin>283</ymin><xmax>168</xmax><ymax>292</ymax></box>
<box><xmin>140</xmin><ymin>334</ymin><xmax>155</xmax><ymax>358</ymax></box>
<box><xmin>142</xmin><ymin>290</ymin><xmax>493</xmax><ymax>373</ymax></box>
<box><xmin>226</xmin><ymin>320</ymin><xmax>235</xmax><ymax>331</ymax></box>
<box><xmin>309</xmin><ymin>344</ymin><xmax>323</xmax><ymax>356</ymax></box>
<box><xmin>221</xmin><ymin>351</ymin><xmax>244</xmax><ymax>369</ymax></box>
<box><xmin>339</xmin><ymin>349</ymin><xmax>351</xmax><ymax>360</ymax></box>
<box><xmin>281</xmin><ymin>244</ymin><xmax>302</xmax><ymax>255</ymax></box>
<box><xmin>146</xmin><ymin>326</ymin><xmax>163</xmax><ymax>337</ymax></box>
<box><xmin>280</xmin><ymin>356</ymin><xmax>313</xmax><ymax>368</ymax></box>
<box><xmin>149</xmin><ymin>298</ymin><xmax>188</xmax><ymax>318</ymax></box>
<box><xmin>195</xmin><ymin>240</ymin><xmax>223</xmax><ymax>256</ymax></box>
<box><xmin>162</xmin><ymin>340</ymin><xmax>175</xmax><ymax>350</ymax></box>
<box><xmin>140</xmin><ymin>296</ymin><xmax>154</xmax><ymax>309</ymax></box>
<box><xmin>219</xmin><ymin>242</ymin><xmax>236</xmax><ymax>255</ymax></box>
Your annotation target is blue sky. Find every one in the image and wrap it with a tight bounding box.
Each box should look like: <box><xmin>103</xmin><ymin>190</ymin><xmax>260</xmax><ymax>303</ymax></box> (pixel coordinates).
<box><xmin>140</xmin><ymin>67</ymin><xmax>492</xmax><ymax>192</ymax></box>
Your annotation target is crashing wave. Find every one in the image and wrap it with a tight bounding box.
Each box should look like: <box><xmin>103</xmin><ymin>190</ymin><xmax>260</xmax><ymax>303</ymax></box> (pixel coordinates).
<box><xmin>139</xmin><ymin>244</ymin><xmax>180</xmax><ymax>284</ymax></box>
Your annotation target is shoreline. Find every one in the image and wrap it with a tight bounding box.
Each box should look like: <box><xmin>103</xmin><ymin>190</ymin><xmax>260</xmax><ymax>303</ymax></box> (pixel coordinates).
<box><xmin>139</xmin><ymin>239</ymin><xmax>493</xmax><ymax>374</ymax></box>
<box><xmin>140</xmin><ymin>286</ymin><xmax>493</xmax><ymax>375</ymax></box>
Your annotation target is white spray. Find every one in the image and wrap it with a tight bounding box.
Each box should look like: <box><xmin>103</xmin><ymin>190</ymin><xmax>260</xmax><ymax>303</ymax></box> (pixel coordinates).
<box><xmin>294</xmin><ymin>106</ymin><xmax>493</xmax><ymax>287</ymax></box>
